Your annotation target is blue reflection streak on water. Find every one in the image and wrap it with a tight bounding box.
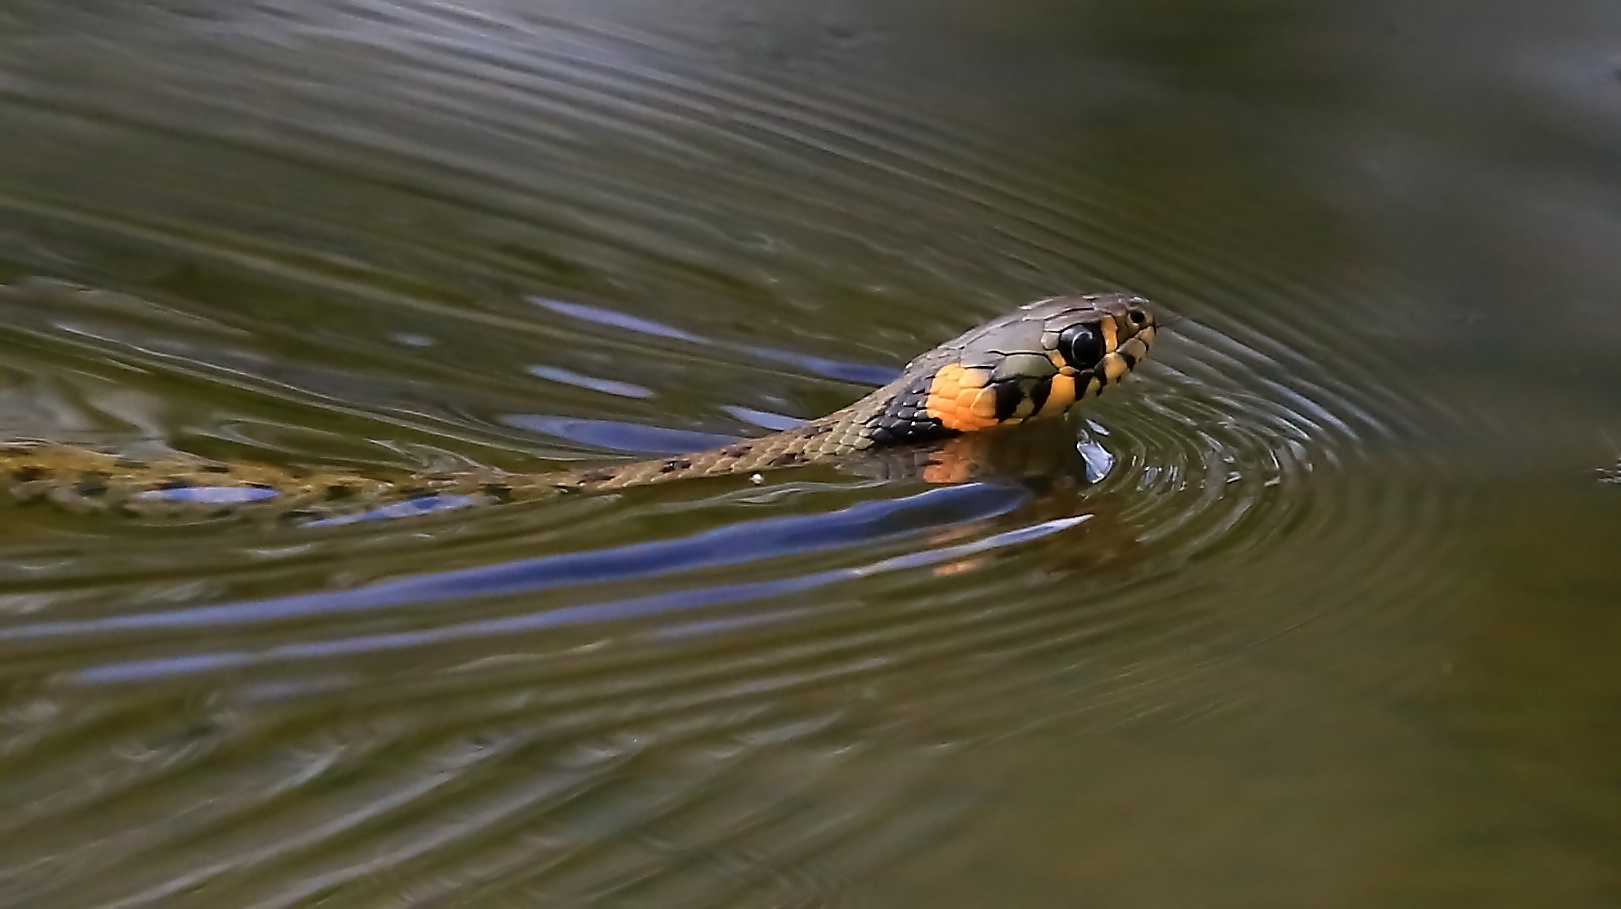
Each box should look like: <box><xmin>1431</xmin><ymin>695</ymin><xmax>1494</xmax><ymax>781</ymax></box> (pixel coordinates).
<box><xmin>532</xmin><ymin>298</ymin><xmax>711</xmax><ymax>344</ymax></box>
<box><xmin>131</xmin><ymin>486</ymin><xmax>281</xmax><ymax>505</ymax></box>
<box><xmin>532</xmin><ymin>297</ymin><xmax>898</xmax><ymax>386</ymax></box>
<box><xmin>720</xmin><ymin>405</ymin><xmax>804</xmax><ymax>432</ymax></box>
<box><xmin>648</xmin><ymin>513</ymin><xmax>1095</xmax><ymax>642</ymax></box>
<box><xmin>526</xmin><ymin>364</ymin><xmax>654</xmax><ymax>399</ymax></box>
<box><xmin>1</xmin><ymin>484</ymin><xmax>1025</xmax><ymax>645</ymax></box>
<box><xmin>304</xmin><ymin>494</ymin><xmax>485</xmax><ymax>528</ymax></box>
<box><xmin>737</xmin><ymin>346</ymin><xmax>899</xmax><ymax>386</ymax></box>
<box><xmin>502</xmin><ymin>414</ymin><xmax>740</xmax><ymax>454</ymax></box>
<box><xmin>69</xmin><ymin>511</ymin><xmax>1089</xmax><ymax>686</ymax></box>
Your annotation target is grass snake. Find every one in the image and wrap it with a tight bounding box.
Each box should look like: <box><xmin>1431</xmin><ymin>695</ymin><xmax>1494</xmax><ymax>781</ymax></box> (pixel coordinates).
<box><xmin>0</xmin><ymin>293</ymin><xmax>1157</xmax><ymax>523</ymax></box>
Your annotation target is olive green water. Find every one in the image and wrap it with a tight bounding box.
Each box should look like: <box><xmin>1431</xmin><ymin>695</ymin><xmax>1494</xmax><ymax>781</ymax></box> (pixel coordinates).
<box><xmin>1</xmin><ymin>1</ymin><xmax>1619</xmax><ymax>906</ymax></box>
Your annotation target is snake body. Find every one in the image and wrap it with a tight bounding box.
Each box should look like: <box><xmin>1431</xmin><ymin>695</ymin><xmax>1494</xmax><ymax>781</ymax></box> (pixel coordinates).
<box><xmin>0</xmin><ymin>294</ymin><xmax>1156</xmax><ymax>522</ymax></box>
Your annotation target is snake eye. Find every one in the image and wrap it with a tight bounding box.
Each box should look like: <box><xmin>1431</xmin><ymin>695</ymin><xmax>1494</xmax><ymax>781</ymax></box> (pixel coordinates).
<box><xmin>1058</xmin><ymin>323</ymin><xmax>1105</xmax><ymax>369</ymax></box>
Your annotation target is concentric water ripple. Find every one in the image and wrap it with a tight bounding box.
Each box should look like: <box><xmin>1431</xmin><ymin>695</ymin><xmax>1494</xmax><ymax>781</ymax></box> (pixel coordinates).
<box><xmin>0</xmin><ymin>2</ymin><xmax>1487</xmax><ymax>907</ymax></box>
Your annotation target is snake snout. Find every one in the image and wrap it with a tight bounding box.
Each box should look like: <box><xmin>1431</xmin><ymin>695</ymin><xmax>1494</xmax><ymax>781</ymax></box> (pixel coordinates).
<box><xmin>1121</xmin><ymin>299</ymin><xmax>1155</xmax><ymax>333</ymax></box>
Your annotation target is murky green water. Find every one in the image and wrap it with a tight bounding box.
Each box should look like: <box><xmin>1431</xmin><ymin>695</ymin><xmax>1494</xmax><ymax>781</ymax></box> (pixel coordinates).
<box><xmin>1</xmin><ymin>1</ymin><xmax>1618</xmax><ymax>906</ymax></box>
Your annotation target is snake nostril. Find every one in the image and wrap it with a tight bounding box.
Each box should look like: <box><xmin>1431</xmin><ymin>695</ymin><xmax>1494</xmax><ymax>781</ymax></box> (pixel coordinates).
<box><xmin>1128</xmin><ymin>310</ymin><xmax>1148</xmax><ymax>326</ymax></box>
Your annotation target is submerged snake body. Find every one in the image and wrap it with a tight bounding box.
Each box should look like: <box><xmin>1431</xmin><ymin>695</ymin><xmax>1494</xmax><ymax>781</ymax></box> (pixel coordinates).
<box><xmin>0</xmin><ymin>294</ymin><xmax>1156</xmax><ymax>522</ymax></box>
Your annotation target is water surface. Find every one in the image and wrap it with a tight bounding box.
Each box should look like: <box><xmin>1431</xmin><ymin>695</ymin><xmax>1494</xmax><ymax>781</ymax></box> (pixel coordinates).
<box><xmin>1</xmin><ymin>1</ymin><xmax>1619</xmax><ymax>906</ymax></box>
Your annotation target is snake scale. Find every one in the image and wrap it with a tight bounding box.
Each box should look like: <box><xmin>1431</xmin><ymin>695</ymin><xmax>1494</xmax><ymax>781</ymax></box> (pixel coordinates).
<box><xmin>0</xmin><ymin>294</ymin><xmax>1156</xmax><ymax>523</ymax></box>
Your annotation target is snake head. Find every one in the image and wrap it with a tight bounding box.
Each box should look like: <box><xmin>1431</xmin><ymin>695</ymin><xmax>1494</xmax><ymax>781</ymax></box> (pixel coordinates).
<box><xmin>830</xmin><ymin>293</ymin><xmax>1156</xmax><ymax>451</ymax></box>
<box><xmin>919</xmin><ymin>293</ymin><xmax>1156</xmax><ymax>433</ymax></box>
